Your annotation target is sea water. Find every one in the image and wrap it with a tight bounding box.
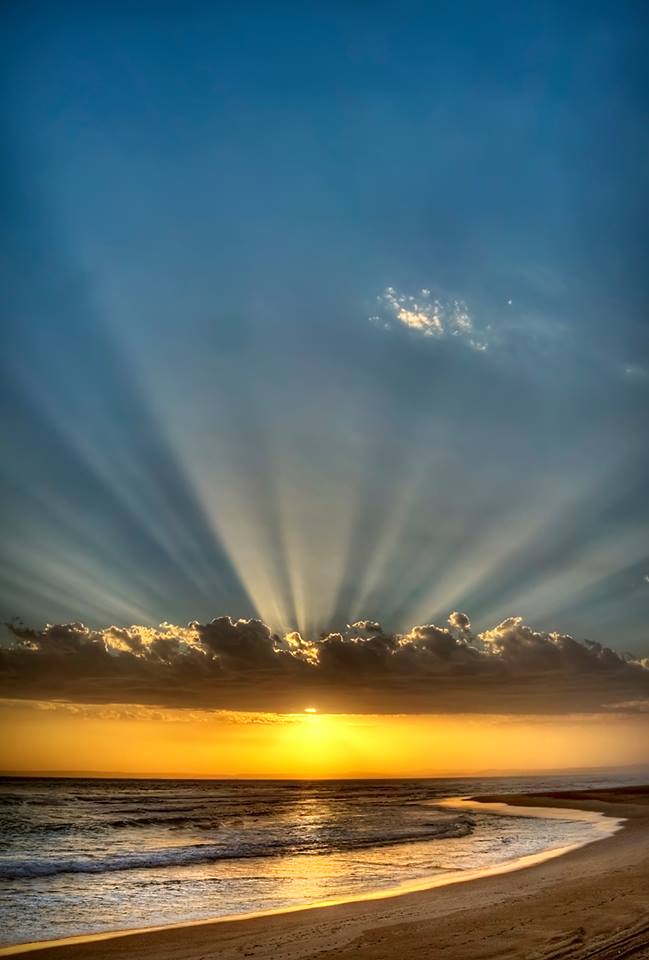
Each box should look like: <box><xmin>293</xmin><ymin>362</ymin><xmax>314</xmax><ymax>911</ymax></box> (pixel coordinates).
<box><xmin>0</xmin><ymin>774</ymin><xmax>631</xmax><ymax>946</ymax></box>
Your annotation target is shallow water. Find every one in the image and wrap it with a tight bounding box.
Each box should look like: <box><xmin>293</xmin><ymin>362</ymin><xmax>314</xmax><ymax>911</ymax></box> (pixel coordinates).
<box><xmin>0</xmin><ymin>774</ymin><xmax>633</xmax><ymax>945</ymax></box>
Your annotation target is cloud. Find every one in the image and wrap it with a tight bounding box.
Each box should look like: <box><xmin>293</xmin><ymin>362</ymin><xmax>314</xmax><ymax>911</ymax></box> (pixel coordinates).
<box><xmin>448</xmin><ymin>610</ymin><xmax>471</xmax><ymax>633</ymax></box>
<box><xmin>602</xmin><ymin>699</ymin><xmax>649</xmax><ymax>714</ymax></box>
<box><xmin>2</xmin><ymin>613</ymin><xmax>648</xmax><ymax>715</ymax></box>
<box><xmin>371</xmin><ymin>287</ymin><xmax>489</xmax><ymax>351</ymax></box>
<box><xmin>0</xmin><ymin>698</ymin><xmax>304</xmax><ymax>725</ymax></box>
<box><xmin>624</xmin><ymin>364</ymin><xmax>648</xmax><ymax>381</ymax></box>
<box><xmin>370</xmin><ymin>286</ymin><xmax>586</xmax><ymax>362</ymax></box>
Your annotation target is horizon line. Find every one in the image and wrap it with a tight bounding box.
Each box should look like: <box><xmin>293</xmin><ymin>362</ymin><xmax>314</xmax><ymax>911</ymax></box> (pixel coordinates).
<box><xmin>2</xmin><ymin>763</ymin><xmax>648</xmax><ymax>782</ymax></box>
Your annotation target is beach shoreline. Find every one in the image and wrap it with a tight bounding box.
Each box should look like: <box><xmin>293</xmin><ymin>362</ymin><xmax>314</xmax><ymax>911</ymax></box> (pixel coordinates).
<box><xmin>3</xmin><ymin>785</ymin><xmax>649</xmax><ymax>960</ymax></box>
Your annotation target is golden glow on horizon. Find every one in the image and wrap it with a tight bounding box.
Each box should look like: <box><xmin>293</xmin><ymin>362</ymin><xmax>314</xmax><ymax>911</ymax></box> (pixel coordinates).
<box><xmin>0</xmin><ymin>700</ymin><xmax>647</xmax><ymax>778</ymax></box>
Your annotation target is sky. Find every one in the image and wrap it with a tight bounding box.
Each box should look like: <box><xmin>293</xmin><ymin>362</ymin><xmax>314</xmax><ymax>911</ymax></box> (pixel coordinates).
<box><xmin>1</xmin><ymin>1</ymin><xmax>648</xmax><ymax>776</ymax></box>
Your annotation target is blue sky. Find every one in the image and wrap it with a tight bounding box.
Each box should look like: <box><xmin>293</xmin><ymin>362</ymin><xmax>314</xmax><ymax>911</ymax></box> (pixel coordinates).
<box><xmin>2</xmin><ymin>1</ymin><xmax>648</xmax><ymax>654</ymax></box>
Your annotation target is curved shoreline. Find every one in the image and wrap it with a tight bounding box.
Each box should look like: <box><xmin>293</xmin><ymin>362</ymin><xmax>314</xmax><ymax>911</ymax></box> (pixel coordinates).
<box><xmin>1</xmin><ymin>786</ymin><xmax>642</xmax><ymax>959</ymax></box>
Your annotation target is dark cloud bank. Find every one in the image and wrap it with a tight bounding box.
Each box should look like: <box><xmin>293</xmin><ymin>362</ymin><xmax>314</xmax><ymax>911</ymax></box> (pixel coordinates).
<box><xmin>2</xmin><ymin>614</ymin><xmax>648</xmax><ymax>715</ymax></box>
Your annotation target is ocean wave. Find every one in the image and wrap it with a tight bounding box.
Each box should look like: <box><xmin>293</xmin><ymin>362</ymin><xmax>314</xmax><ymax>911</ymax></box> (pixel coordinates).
<box><xmin>0</xmin><ymin>811</ymin><xmax>279</xmax><ymax>834</ymax></box>
<box><xmin>0</xmin><ymin>816</ymin><xmax>474</xmax><ymax>880</ymax></box>
<box><xmin>105</xmin><ymin>814</ymin><xmax>223</xmax><ymax>829</ymax></box>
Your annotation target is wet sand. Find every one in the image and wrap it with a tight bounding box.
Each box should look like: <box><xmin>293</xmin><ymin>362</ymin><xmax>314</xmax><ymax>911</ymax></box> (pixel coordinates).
<box><xmin>3</xmin><ymin>785</ymin><xmax>649</xmax><ymax>960</ymax></box>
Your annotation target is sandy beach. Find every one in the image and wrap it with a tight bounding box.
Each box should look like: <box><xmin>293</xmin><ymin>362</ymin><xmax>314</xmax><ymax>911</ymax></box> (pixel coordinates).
<box><xmin>4</xmin><ymin>785</ymin><xmax>649</xmax><ymax>960</ymax></box>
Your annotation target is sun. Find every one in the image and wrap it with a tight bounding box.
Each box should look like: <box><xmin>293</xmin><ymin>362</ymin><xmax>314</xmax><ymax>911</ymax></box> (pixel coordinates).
<box><xmin>303</xmin><ymin>706</ymin><xmax>317</xmax><ymax>713</ymax></box>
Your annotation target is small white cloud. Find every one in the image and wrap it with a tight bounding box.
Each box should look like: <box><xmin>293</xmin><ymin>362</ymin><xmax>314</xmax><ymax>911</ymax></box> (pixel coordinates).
<box><xmin>373</xmin><ymin>287</ymin><xmax>489</xmax><ymax>352</ymax></box>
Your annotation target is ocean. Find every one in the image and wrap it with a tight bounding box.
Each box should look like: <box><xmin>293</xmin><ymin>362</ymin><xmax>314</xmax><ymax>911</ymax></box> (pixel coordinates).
<box><xmin>0</xmin><ymin>774</ymin><xmax>632</xmax><ymax>946</ymax></box>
